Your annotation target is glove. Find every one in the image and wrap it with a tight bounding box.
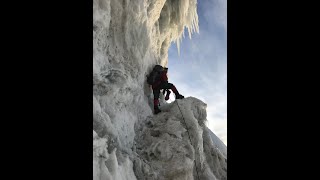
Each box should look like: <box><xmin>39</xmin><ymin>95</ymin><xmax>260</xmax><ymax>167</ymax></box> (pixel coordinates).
<box><xmin>165</xmin><ymin>89</ymin><xmax>171</xmax><ymax>100</ymax></box>
<box><xmin>163</xmin><ymin>89</ymin><xmax>167</xmax><ymax>95</ymax></box>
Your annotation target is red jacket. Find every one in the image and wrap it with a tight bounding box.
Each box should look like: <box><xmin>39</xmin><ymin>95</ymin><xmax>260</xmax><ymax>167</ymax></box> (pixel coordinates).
<box><xmin>152</xmin><ymin>70</ymin><xmax>168</xmax><ymax>89</ymax></box>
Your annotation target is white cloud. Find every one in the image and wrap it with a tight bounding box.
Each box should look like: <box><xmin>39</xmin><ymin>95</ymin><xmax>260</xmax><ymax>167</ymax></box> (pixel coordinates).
<box><xmin>167</xmin><ymin>68</ymin><xmax>227</xmax><ymax>145</ymax></box>
<box><xmin>167</xmin><ymin>0</ymin><xmax>227</xmax><ymax>145</ymax></box>
<box><xmin>202</xmin><ymin>0</ymin><xmax>227</xmax><ymax>32</ymax></box>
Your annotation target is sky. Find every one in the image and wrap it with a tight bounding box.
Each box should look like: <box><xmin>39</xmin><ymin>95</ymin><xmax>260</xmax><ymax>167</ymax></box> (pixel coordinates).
<box><xmin>167</xmin><ymin>0</ymin><xmax>227</xmax><ymax>145</ymax></box>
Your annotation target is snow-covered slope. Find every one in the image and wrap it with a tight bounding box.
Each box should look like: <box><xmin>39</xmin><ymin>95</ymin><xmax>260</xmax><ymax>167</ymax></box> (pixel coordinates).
<box><xmin>93</xmin><ymin>0</ymin><xmax>226</xmax><ymax>179</ymax></box>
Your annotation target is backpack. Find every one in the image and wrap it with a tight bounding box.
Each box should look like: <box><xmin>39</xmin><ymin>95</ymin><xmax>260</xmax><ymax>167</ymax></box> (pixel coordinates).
<box><xmin>147</xmin><ymin>65</ymin><xmax>164</xmax><ymax>85</ymax></box>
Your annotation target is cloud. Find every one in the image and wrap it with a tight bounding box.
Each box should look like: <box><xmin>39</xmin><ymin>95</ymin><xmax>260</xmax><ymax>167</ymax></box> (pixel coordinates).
<box><xmin>167</xmin><ymin>68</ymin><xmax>227</xmax><ymax>145</ymax></box>
<box><xmin>167</xmin><ymin>0</ymin><xmax>227</xmax><ymax>145</ymax></box>
<box><xmin>200</xmin><ymin>0</ymin><xmax>227</xmax><ymax>33</ymax></box>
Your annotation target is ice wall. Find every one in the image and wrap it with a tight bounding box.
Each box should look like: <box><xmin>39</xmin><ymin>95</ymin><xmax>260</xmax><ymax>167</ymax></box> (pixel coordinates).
<box><xmin>134</xmin><ymin>97</ymin><xmax>227</xmax><ymax>180</ymax></box>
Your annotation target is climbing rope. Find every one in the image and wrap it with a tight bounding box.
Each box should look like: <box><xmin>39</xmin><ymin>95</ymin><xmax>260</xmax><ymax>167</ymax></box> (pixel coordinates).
<box><xmin>98</xmin><ymin>98</ymin><xmax>201</xmax><ymax>179</ymax></box>
<box><xmin>176</xmin><ymin>100</ymin><xmax>201</xmax><ymax>180</ymax></box>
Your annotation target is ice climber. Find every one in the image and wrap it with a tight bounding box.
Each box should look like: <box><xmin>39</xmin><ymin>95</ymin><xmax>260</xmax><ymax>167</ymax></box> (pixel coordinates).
<box><xmin>147</xmin><ymin>65</ymin><xmax>184</xmax><ymax>114</ymax></box>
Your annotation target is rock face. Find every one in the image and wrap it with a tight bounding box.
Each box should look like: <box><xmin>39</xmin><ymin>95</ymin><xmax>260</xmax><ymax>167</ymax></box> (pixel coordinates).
<box><xmin>93</xmin><ymin>0</ymin><xmax>226</xmax><ymax>179</ymax></box>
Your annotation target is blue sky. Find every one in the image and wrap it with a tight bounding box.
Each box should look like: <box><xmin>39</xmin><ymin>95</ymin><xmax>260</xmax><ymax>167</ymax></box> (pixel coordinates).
<box><xmin>167</xmin><ymin>0</ymin><xmax>227</xmax><ymax>145</ymax></box>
